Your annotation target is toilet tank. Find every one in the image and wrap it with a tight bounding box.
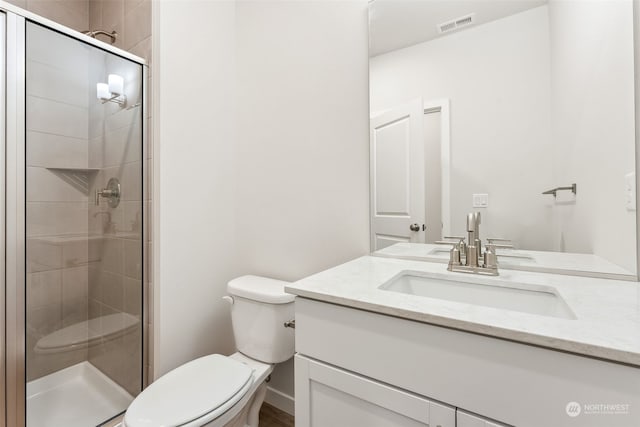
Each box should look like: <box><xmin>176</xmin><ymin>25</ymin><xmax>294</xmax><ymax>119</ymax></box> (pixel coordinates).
<box><xmin>226</xmin><ymin>275</ymin><xmax>295</xmax><ymax>364</ymax></box>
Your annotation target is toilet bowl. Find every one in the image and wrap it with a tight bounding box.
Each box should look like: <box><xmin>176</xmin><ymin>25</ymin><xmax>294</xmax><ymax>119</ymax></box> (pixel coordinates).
<box><xmin>122</xmin><ymin>276</ymin><xmax>295</xmax><ymax>427</ymax></box>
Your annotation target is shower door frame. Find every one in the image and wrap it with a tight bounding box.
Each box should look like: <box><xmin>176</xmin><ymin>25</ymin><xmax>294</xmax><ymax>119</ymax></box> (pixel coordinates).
<box><xmin>6</xmin><ymin>10</ymin><xmax>26</xmax><ymax>427</ymax></box>
<box><xmin>0</xmin><ymin>9</ymin><xmax>6</xmax><ymax>427</ymax></box>
<box><xmin>1</xmin><ymin>3</ymin><xmax>149</xmax><ymax>425</ymax></box>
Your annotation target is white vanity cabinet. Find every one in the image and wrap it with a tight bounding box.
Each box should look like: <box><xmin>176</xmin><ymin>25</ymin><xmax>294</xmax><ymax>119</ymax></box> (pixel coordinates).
<box><xmin>293</xmin><ymin>297</ymin><xmax>640</xmax><ymax>427</ymax></box>
<box><xmin>295</xmin><ymin>355</ymin><xmax>455</xmax><ymax>427</ymax></box>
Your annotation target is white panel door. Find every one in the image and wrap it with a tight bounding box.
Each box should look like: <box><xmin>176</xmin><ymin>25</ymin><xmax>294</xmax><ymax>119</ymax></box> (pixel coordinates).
<box><xmin>370</xmin><ymin>99</ymin><xmax>425</xmax><ymax>250</ymax></box>
<box><xmin>295</xmin><ymin>355</ymin><xmax>455</xmax><ymax>427</ymax></box>
<box><xmin>457</xmin><ymin>410</ymin><xmax>509</xmax><ymax>427</ymax></box>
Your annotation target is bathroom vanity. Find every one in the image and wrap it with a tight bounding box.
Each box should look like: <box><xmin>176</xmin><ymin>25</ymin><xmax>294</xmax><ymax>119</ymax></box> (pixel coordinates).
<box><xmin>292</xmin><ymin>0</ymin><xmax>640</xmax><ymax>424</ymax></box>
<box><xmin>286</xmin><ymin>256</ymin><xmax>640</xmax><ymax>427</ymax></box>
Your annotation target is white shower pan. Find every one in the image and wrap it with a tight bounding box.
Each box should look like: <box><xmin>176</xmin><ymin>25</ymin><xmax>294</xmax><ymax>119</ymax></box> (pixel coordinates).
<box><xmin>27</xmin><ymin>313</ymin><xmax>140</xmax><ymax>426</ymax></box>
<box><xmin>26</xmin><ymin>361</ymin><xmax>133</xmax><ymax>427</ymax></box>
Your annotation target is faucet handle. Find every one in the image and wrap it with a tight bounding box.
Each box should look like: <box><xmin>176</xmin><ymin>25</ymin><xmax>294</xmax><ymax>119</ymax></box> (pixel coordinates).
<box><xmin>483</xmin><ymin>242</ymin><xmax>508</xmax><ymax>269</ymax></box>
<box><xmin>436</xmin><ymin>241</ymin><xmax>462</xmax><ymax>266</ymax></box>
<box><xmin>483</xmin><ymin>246</ymin><xmax>499</xmax><ymax>268</ymax></box>
<box><xmin>436</xmin><ymin>236</ymin><xmax>465</xmax><ymax>247</ymax></box>
<box><xmin>438</xmin><ymin>236</ymin><xmax>467</xmax><ymax>255</ymax></box>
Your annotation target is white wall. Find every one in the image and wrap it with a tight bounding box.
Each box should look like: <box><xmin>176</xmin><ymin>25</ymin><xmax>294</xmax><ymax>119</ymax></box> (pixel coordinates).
<box><xmin>154</xmin><ymin>0</ymin><xmax>370</xmax><ymax>406</ymax></box>
<box><xmin>234</xmin><ymin>1</ymin><xmax>370</xmax><ymax>281</ymax></box>
<box><xmin>154</xmin><ymin>0</ymin><xmax>238</xmax><ymax>377</ymax></box>
<box><xmin>234</xmin><ymin>0</ymin><xmax>370</xmax><ymax>405</ymax></box>
<box><xmin>549</xmin><ymin>0</ymin><xmax>637</xmax><ymax>273</ymax></box>
<box><xmin>370</xmin><ymin>6</ymin><xmax>554</xmax><ymax>250</ymax></box>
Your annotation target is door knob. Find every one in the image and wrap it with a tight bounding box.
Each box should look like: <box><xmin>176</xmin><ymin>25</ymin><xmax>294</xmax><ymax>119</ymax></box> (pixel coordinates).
<box><xmin>409</xmin><ymin>223</ymin><xmax>420</xmax><ymax>232</ymax></box>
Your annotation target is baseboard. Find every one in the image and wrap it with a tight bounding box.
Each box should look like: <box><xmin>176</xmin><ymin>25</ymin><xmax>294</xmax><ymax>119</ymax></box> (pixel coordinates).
<box><xmin>264</xmin><ymin>386</ymin><xmax>294</xmax><ymax>416</ymax></box>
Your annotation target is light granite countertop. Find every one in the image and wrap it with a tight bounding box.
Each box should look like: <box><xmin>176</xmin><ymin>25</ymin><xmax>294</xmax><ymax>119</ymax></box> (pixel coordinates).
<box><xmin>286</xmin><ymin>255</ymin><xmax>640</xmax><ymax>366</ymax></box>
<box><xmin>374</xmin><ymin>243</ymin><xmax>636</xmax><ymax>280</ymax></box>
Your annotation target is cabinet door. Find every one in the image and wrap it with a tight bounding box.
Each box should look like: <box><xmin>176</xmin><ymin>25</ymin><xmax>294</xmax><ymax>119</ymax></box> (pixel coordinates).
<box><xmin>295</xmin><ymin>355</ymin><xmax>455</xmax><ymax>427</ymax></box>
<box><xmin>456</xmin><ymin>410</ymin><xmax>509</xmax><ymax>427</ymax></box>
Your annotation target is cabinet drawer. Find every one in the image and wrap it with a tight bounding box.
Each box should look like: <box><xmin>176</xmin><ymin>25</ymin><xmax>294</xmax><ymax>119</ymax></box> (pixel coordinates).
<box><xmin>295</xmin><ymin>354</ymin><xmax>455</xmax><ymax>427</ymax></box>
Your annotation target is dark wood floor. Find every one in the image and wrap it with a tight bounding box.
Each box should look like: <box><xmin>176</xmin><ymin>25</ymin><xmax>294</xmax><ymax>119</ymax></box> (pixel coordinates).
<box><xmin>104</xmin><ymin>403</ymin><xmax>294</xmax><ymax>427</ymax></box>
<box><xmin>259</xmin><ymin>403</ymin><xmax>295</xmax><ymax>427</ymax></box>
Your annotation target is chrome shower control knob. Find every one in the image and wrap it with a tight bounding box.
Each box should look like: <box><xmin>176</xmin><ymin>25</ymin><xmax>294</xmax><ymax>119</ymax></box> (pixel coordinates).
<box><xmin>95</xmin><ymin>177</ymin><xmax>121</xmax><ymax>208</ymax></box>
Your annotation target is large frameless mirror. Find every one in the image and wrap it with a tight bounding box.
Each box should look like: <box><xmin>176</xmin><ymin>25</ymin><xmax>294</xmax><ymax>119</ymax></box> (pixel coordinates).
<box><xmin>368</xmin><ymin>0</ymin><xmax>638</xmax><ymax>280</ymax></box>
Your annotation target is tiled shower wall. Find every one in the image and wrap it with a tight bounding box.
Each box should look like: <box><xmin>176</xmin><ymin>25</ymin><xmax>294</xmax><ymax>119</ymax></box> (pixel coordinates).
<box><xmin>87</xmin><ymin>0</ymin><xmax>153</xmax><ymax>386</ymax></box>
<box><xmin>5</xmin><ymin>0</ymin><xmax>88</xmax><ymax>32</ymax></box>
<box><xmin>4</xmin><ymin>0</ymin><xmax>151</xmax><ymax>63</ymax></box>
<box><xmin>86</xmin><ymin>51</ymin><xmax>145</xmax><ymax>396</ymax></box>
<box><xmin>89</xmin><ymin>0</ymin><xmax>151</xmax><ymax>62</ymax></box>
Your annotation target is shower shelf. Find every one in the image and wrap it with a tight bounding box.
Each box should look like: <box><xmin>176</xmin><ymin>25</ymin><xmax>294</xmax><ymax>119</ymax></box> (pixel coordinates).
<box><xmin>46</xmin><ymin>167</ymin><xmax>100</xmax><ymax>195</ymax></box>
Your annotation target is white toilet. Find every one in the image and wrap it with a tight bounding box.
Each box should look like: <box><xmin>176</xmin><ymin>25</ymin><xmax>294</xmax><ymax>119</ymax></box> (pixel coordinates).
<box><xmin>123</xmin><ymin>275</ymin><xmax>295</xmax><ymax>427</ymax></box>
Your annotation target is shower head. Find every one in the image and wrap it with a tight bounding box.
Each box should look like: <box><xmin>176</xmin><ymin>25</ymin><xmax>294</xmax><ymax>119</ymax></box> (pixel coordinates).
<box><xmin>82</xmin><ymin>29</ymin><xmax>117</xmax><ymax>44</ymax></box>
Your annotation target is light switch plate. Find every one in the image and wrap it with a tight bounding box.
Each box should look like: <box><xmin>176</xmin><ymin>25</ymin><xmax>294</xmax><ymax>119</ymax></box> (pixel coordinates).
<box><xmin>473</xmin><ymin>193</ymin><xmax>489</xmax><ymax>208</ymax></box>
<box><xmin>625</xmin><ymin>172</ymin><xmax>636</xmax><ymax>211</ymax></box>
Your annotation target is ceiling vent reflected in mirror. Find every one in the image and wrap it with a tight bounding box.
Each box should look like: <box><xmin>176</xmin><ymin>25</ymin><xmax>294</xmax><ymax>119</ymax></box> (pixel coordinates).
<box><xmin>438</xmin><ymin>13</ymin><xmax>475</xmax><ymax>34</ymax></box>
<box><xmin>369</xmin><ymin>0</ymin><xmax>547</xmax><ymax>57</ymax></box>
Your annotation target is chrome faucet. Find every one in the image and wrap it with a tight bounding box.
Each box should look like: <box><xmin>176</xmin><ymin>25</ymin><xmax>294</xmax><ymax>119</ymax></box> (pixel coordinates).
<box><xmin>435</xmin><ymin>212</ymin><xmax>512</xmax><ymax>276</ymax></box>
<box><xmin>467</xmin><ymin>212</ymin><xmax>481</xmax><ymax>254</ymax></box>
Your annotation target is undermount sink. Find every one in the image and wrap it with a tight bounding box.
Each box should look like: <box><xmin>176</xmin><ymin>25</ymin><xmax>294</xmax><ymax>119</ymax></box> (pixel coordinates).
<box><xmin>379</xmin><ymin>272</ymin><xmax>575</xmax><ymax>319</ymax></box>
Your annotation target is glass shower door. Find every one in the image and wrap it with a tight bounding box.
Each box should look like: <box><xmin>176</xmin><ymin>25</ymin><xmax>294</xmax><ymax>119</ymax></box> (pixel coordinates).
<box><xmin>23</xmin><ymin>21</ymin><xmax>144</xmax><ymax>427</ymax></box>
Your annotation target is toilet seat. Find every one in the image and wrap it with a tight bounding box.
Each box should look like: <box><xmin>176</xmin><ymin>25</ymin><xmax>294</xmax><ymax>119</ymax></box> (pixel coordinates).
<box><xmin>124</xmin><ymin>354</ymin><xmax>254</xmax><ymax>427</ymax></box>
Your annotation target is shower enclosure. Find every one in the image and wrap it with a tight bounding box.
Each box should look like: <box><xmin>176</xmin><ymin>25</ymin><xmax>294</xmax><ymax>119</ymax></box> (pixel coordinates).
<box><xmin>1</xmin><ymin>4</ymin><xmax>148</xmax><ymax>426</ymax></box>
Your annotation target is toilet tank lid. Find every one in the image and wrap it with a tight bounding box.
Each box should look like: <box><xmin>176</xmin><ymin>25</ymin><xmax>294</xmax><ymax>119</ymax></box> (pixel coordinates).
<box><xmin>227</xmin><ymin>275</ymin><xmax>295</xmax><ymax>304</ymax></box>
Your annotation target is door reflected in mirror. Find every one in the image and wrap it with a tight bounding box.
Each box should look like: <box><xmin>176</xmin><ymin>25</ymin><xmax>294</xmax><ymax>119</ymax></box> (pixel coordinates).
<box><xmin>369</xmin><ymin>0</ymin><xmax>638</xmax><ymax>278</ymax></box>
